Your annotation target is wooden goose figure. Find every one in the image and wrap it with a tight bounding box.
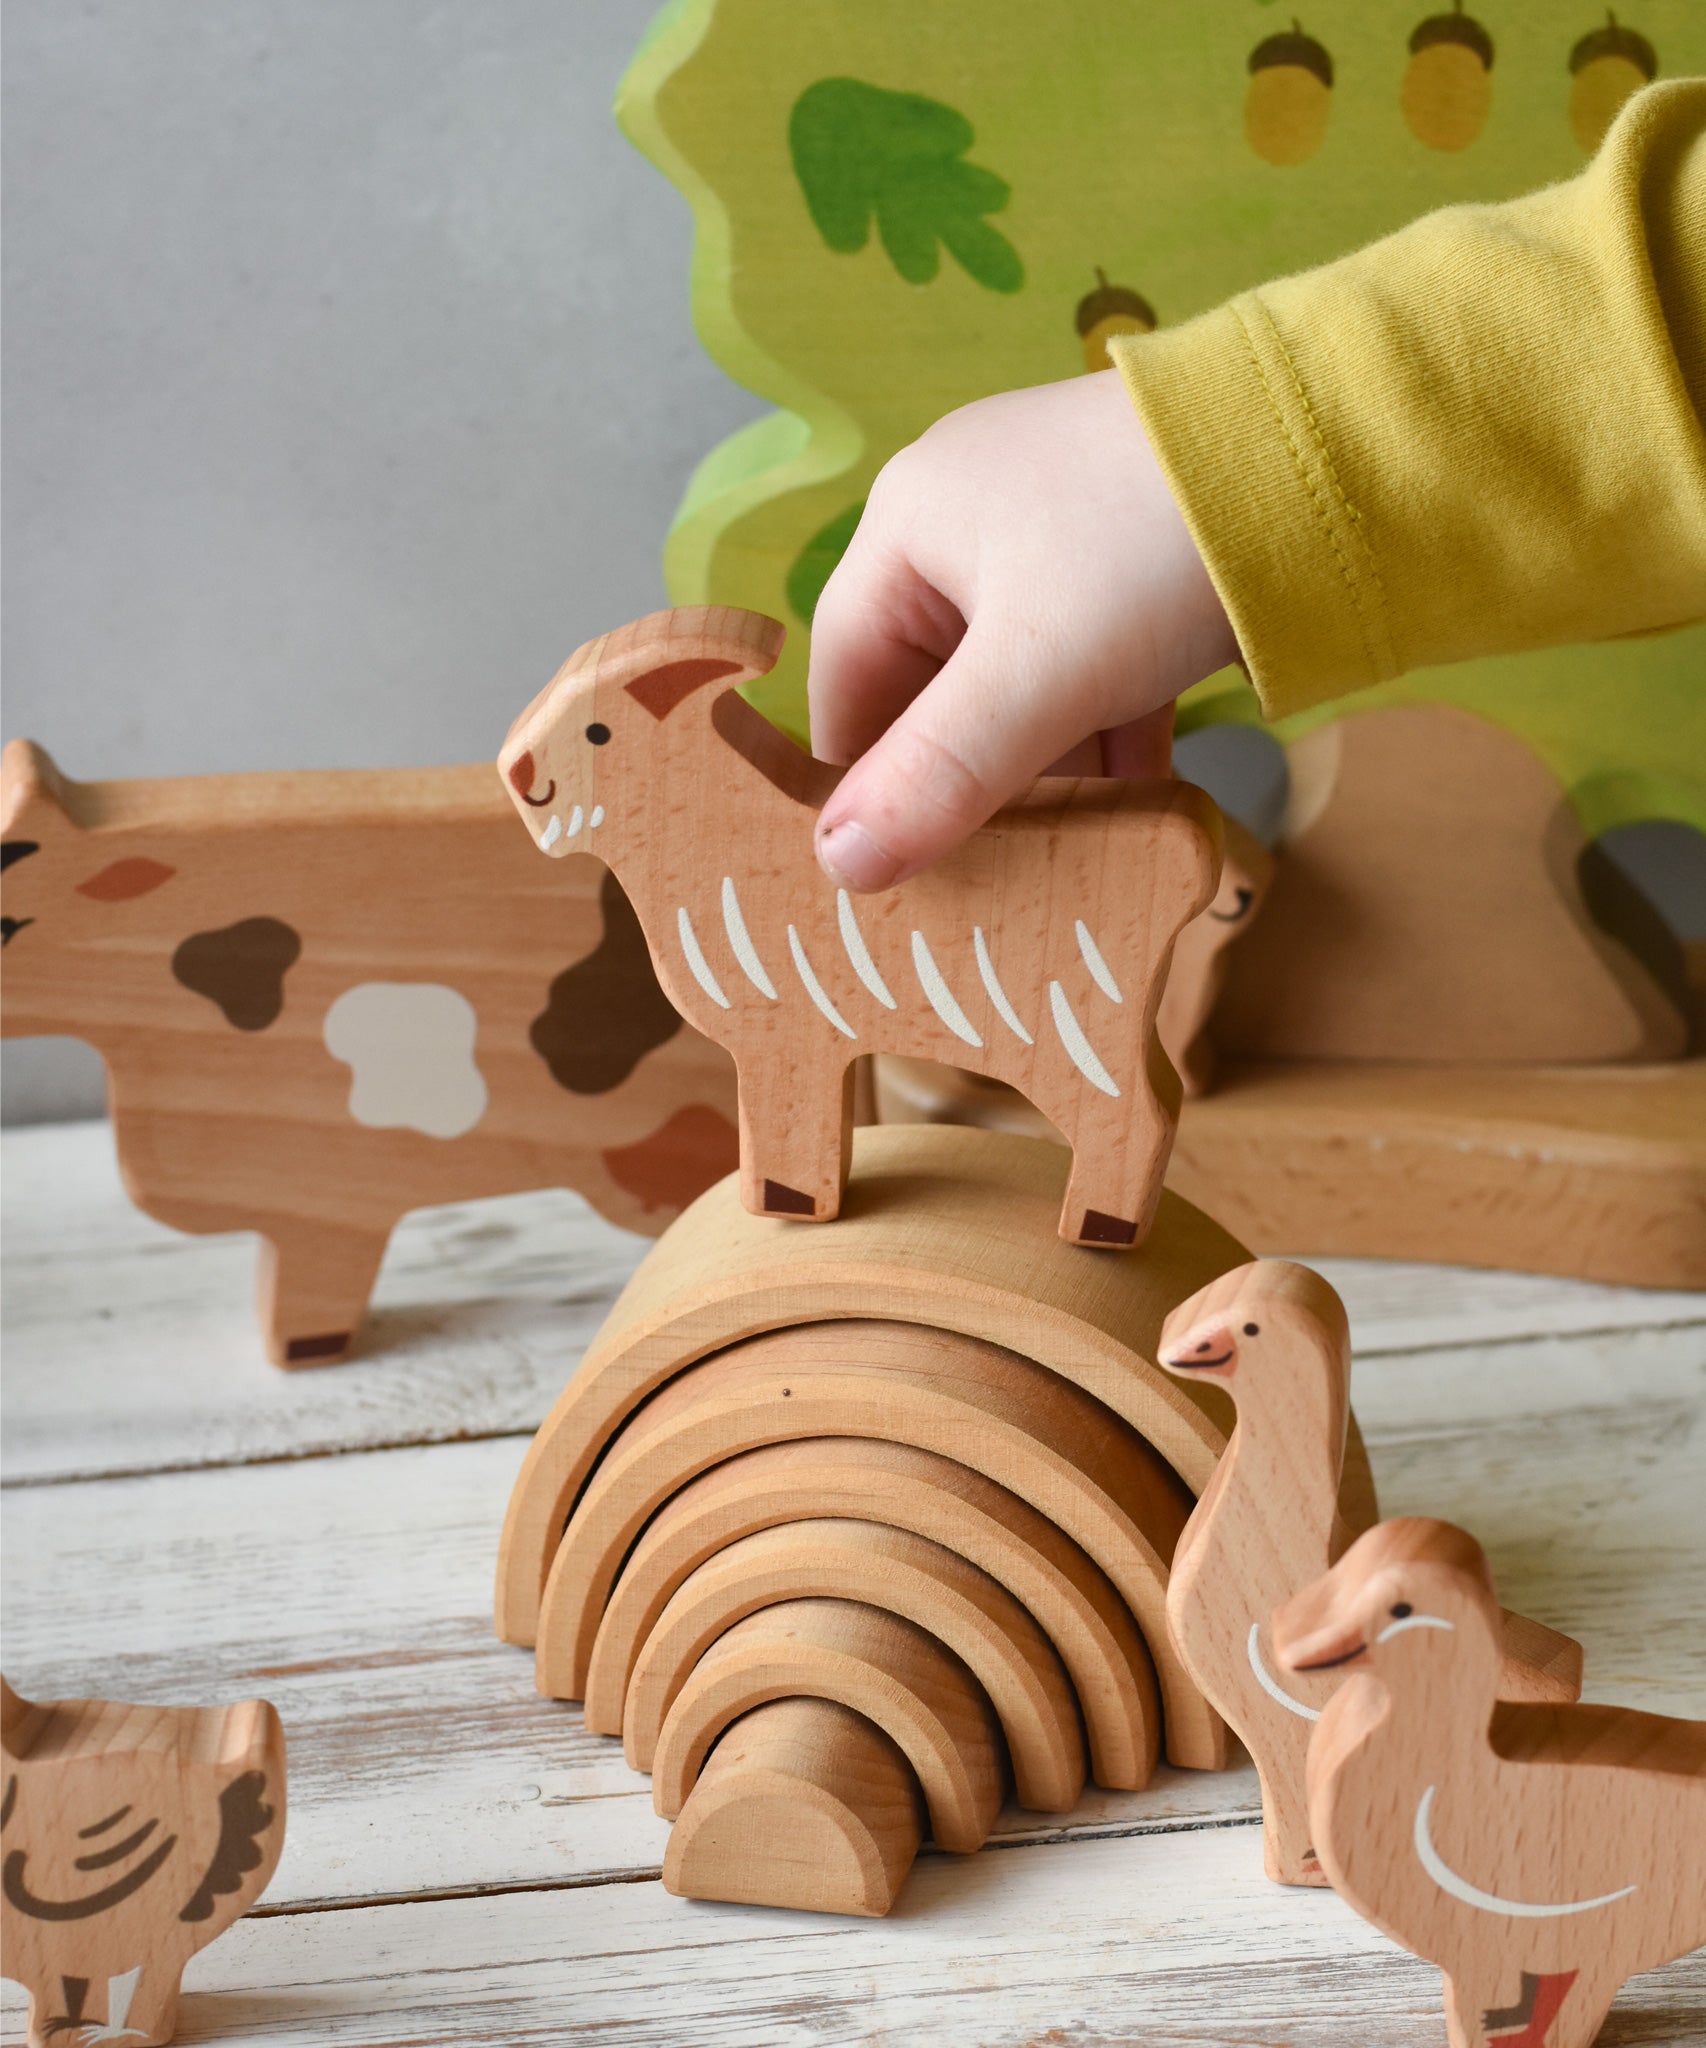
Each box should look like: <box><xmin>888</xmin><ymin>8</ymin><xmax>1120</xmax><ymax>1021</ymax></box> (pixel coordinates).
<box><xmin>1275</xmin><ymin>1519</ymin><xmax>1706</xmax><ymax>2048</ymax></box>
<box><xmin>1158</xmin><ymin>1261</ymin><xmax>1583</xmax><ymax>1886</ymax></box>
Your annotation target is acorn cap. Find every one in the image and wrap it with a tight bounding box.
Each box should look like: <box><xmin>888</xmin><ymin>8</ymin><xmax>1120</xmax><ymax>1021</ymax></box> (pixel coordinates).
<box><xmin>1569</xmin><ymin>11</ymin><xmax>1657</xmax><ymax>78</ymax></box>
<box><xmin>1409</xmin><ymin>5</ymin><xmax>1494</xmax><ymax>69</ymax></box>
<box><xmin>1249</xmin><ymin>22</ymin><xmax>1334</xmax><ymax>89</ymax></box>
<box><xmin>1075</xmin><ymin>269</ymin><xmax>1157</xmax><ymax>337</ymax></box>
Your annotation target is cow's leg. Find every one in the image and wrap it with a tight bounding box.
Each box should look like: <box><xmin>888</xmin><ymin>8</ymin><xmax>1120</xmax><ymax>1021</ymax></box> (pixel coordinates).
<box><xmin>1038</xmin><ymin>1050</ymin><xmax>1179</xmax><ymax>1251</ymax></box>
<box><xmin>257</xmin><ymin>1219</ymin><xmax>391</xmax><ymax>1367</ymax></box>
<box><xmin>737</xmin><ymin>1059</ymin><xmax>854</xmax><ymax>1222</ymax></box>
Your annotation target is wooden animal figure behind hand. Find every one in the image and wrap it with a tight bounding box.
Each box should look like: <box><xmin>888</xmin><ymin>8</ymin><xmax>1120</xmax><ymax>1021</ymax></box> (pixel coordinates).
<box><xmin>2</xmin><ymin>1677</ymin><xmax>286</xmax><ymax>2047</ymax></box>
<box><xmin>1158</xmin><ymin>1264</ymin><xmax>1583</xmax><ymax>1886</ymax></box>
<box><xmin>500</xmin><ymin>606</ymin><xmax>1223</xmax><ymax>1249</ymax></box>
<box><xmin>1275</xmin><ymin>1520</ymin><xmax>1706</xmax><ymax>2048</ymax></box>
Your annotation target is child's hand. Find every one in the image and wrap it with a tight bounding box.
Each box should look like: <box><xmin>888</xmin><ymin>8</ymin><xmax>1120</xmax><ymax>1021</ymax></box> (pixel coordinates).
<box><xmin>808</xmin><ymin>368</ymin><xmax>1238</xmax><ymax>893</ymax></box>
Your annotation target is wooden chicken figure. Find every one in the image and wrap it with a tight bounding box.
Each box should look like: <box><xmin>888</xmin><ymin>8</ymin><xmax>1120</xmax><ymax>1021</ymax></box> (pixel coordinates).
<box><xmin>1</xmin><ymin>1678</ymin><xmax>286</xmax><ymax>2047</ymax></box>
<box><xmin>1275</xmin><ymin>1520</ymin><xmax>1706</xmax><ymax>2048</ymax></box>
<box><xmin>1157</xmin><ymin>1263</ymin><xmax>1583</xmax><ymax>1886</ymax></box>
<box><xmin>499</xmin><ymin>605</ymin><xmax>1224</xmax><ymax>1249</ymax></box>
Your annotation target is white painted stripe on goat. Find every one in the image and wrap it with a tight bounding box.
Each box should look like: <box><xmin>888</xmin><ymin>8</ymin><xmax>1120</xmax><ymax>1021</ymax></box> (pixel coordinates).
<box><xmin>912</xmin><ymin>933</ymin><xmax>983</xmax><ymax>1048</ymax></box>
<box><xmin>589</xmin><ymin>805</ymin><xmax>605</xmax><ymax>829</ymax></box>
<box><xmin>566</xmin><ymin>804</ymin><xmax>584</xmax><ymax>839</ymax></box>
<box><xmin>789</xmin><ymin>926</ymin><xmax>857</xmax><ymax>1038</ymax></box>
<box><xmin>974</xmin><ymin>927</ymin><xmax>1032</xmax><ymax>1044</ymax></box>
<box><xmin>538</xmin><ymin>814</ymin><xmax>563</xmax><ymax>851</ymax></box>
<box><xmin>1076</xmin><ymin>920</ymin><xmax>1123</xmax><ymax>1002</ymax></box>
<box><xmin>677</xmin><ymin>906</ymin><xmax>731</xmax><ymax>1009</ymax></box>
<box><xmin>722</xmin><ymin>877</ymin><xmax>777</xmax><ymax>999</ymax></box>
<box><xmin>837</xmin><ymin>890</ymin><xmax>896</xmax><ymax>1009</ymax></box>
<box><xmin>1050</xmin><ymin>981</ymin><xmax>1120</xmax><ymax>1096</ymax></box>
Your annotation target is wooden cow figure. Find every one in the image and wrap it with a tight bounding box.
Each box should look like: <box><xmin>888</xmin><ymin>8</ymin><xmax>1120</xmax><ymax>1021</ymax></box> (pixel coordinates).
<box><xmin>0</xmin><ymin>741</ymin><xmax>739</xmax><ymax>1365</ymax></box>
<box><xmin>2</xmin><ymin>1677</ymin><xmax>286</xmax><ymax>2047</ymax></box>
<box><xmin>499</xmin><ymin>606</ymin><xmax>1223</xmax><ymax>1248</ymax></box>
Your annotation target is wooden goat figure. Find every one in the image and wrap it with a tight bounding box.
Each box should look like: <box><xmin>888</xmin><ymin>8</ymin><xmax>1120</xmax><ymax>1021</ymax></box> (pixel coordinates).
<box><xmin>499</xmin><ymin>606</ymin><xmax>1223</xmax><ymax>1248</ymax></box>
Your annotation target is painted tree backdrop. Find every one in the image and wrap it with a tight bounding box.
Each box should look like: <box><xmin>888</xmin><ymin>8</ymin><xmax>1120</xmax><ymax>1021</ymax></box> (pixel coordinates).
<box><xmin>617</xmin><ymin>0</ymin><xmax>1704</xmax><ymax>837</ymax></box>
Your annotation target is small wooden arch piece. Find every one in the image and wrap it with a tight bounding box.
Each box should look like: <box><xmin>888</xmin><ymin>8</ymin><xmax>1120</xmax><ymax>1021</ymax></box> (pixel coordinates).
<box><xmin>622</xmin><ymin>1518</ymin><xmax>1085</xmax><ymax>1812</ymax></box>
<box><xmin>583</xmin><ymin>1437</ymin><xmax>1160</xmax><ymax>1791</ymax></box>
<box><xmin>663</xmin><ymin>1697</ymin><xmax>925</xmax><ymax>1916</ymax></box>
<box><xmin>534</xmin><ymin>1317</ymin><xmax>1225</xmax><ymax>1769</ymax></box>
<box><xmin>650</xmin><ymin>1597</ymin><xmax>1006</xmax><ymax>1855</ymax></box>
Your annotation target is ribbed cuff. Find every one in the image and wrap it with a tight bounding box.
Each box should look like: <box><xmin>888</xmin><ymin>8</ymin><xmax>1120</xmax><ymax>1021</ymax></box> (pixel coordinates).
<box><xmin>1110</xmin><ymin>300</ymin><xmax>1398</xmax><ymax>720</ymax></box>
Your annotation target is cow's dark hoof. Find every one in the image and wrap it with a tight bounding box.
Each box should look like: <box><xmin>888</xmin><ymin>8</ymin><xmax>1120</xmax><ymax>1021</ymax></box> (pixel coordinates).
<box><xmin>1079</xmin><ymin>1209</ymin><xmax>1137</xmax><ymax>1247</ymax></box>
<box><xmin>761</xmin><ymin>1179</ymin><xmax>817</xmax><ymax>1217</ymax></box>
<box><xmin>284</xmin><ymin>1331</ymin><xmax>351</xmax><ymax>1363</ymax></box>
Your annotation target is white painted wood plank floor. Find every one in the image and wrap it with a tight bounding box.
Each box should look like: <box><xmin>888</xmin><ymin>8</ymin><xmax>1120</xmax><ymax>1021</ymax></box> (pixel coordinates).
<box><xmin>3</xmin><ymin>1119</ymin><xmax>1703</xmax><ymax>2045</ymax></box>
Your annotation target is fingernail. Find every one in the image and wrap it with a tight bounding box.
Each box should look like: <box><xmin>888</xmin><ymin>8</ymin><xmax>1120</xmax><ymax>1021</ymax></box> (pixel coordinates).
<box><xmin>818</xmin><ymin>819</ymin><xmax>899</xmax><ymax>893</ymax></box>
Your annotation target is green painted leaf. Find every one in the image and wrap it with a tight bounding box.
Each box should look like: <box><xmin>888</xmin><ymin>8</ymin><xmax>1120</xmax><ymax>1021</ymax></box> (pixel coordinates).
<box><xmin>789</xmin><ymin>77</ymin><xmax>1024</xmax><ymax>293</ymax></box>
<box><xmin>786</xmin><ymin>500</ymin><xmax>866</xmax><ymax>624</ymax></box>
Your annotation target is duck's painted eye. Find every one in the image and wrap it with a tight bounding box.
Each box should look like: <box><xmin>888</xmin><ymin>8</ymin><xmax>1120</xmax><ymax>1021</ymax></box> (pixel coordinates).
<box><xmin>1242</xmin><ymin>1322</ymin><xmax>1260</xmax><ymax>1336</ymax></box>
<box><xmin>585</xmin><ymin>722</ymin><xmax>611</xmax><ymax>746</ymax></box>
<box><xmin>1390</xmin><ymin>1602</ymin><xmax>1413</xmax><ymax>1619</ymax></box>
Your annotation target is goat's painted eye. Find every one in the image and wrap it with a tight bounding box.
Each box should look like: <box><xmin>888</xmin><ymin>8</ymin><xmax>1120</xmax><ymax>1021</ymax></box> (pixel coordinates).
<box><xmin>1390</xmin><ymin>1602</ymin><xmax>1413</xmax><ymax>1619</ymax></box>
<box><xmin>585</xmin><ymin>722</ymin><xmax>611</xmax><ymax>746</ymax></box>
<box><xmin>1242</xmin><ymin>1322</ymin><xmax>1260</xmax><ymax>1336</ymax></box>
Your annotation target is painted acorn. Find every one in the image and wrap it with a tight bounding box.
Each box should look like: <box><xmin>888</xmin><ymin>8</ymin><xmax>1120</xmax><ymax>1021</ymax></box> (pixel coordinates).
<box><xmin>1569</xmin><ymin>11</ymin><xmax>1658</xmax><ymax>155</ymax></box>
<box><xmin>1245</xmin><ymin>21</ymin><xmax>1334</xmax><ymax>167</ymax></box>
<box><xmin>1402</xmin><ymin>2</ymin><xmax>1494</xmax><ymax>151</ymax></box>
<box><xmin>1075</xmin><ymin>269</ymin><xmax>1157</xmax><ymax>373</ymax></box>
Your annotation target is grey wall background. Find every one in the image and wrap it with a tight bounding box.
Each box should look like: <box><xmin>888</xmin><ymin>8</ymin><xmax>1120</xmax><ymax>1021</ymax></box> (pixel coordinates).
<box><xmin>4</xmin><ymin>2</ymin><xmax>1700</xmax><ymax>1123</ymax></box>
<box><xmin>2</xmin><ymin>0</ymin><xmax>766</xmax><ymax>1120</ymax></box>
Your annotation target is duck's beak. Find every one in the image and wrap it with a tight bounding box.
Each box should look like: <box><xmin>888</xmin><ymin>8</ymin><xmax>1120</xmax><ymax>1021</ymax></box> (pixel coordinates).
<box><xmin>1159</xmin><ymin>1320</ymin><xmax>1237</xmax><ymax>1373</ymax></box>
<box><xmin>1273</xmin><ymin>1576</ymin><xmax>1366</xmax><ymax>1674</ymax></box>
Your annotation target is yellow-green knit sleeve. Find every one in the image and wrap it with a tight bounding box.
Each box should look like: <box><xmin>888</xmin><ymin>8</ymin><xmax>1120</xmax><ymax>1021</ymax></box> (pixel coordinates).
<box><xmin>1110</xmin><ymin>78</ymin><xmax>1706</xmax><ymax>721</ymax></box>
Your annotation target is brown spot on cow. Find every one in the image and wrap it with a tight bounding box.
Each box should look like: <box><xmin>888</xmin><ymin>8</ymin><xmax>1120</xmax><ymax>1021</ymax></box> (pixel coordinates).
<box><xmin>77</xmin><ymin>857</ymin><xmax>177</xmax><ymax>902</ymax></box>
<box><xmin>172</xmin><ymin>917</ymin><xmax>302</xmax><ymax>1031</ymax></box>
<box><xmin>531</xmin><ymin>871</ymin><xmax>682</xmax><ymax>1092</ymax></box>
<box><xmin>603</xmin><ymin>1103</ymin><xmax>740</xmax><ymax>1214</ymax></box>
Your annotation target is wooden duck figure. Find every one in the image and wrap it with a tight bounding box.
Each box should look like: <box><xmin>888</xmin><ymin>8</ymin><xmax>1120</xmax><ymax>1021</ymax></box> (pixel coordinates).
<box><xmin>1275</xmin><ymin>1519</ymin><xmax>1706</xmax><ymax>2048</ymax></box>
<box><xmin>1158</xmin><ymin>1261</ymin><xmax>1583</xmax><ymax>1886</ymax></box>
